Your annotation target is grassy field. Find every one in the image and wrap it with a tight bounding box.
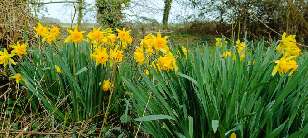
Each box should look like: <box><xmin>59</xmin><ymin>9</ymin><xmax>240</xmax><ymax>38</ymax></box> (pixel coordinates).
<box><xmin>0</xmin><ymin>24</ymin><xmax>307</xmax><ymax>137</ymax></box>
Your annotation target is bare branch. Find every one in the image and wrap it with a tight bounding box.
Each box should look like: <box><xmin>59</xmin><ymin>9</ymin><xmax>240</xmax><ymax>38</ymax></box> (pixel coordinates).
<box><xmin>30</xmin><ymin>1</ymin><xmax>79</xmax><ymax>5</ymax></box>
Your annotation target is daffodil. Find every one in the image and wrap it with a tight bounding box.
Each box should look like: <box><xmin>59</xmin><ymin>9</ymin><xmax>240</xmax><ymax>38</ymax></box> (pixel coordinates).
<box><xmin>101</xmin><ymin>80</ymin><xmax>112</xmax><ymax>92</ymax></box>
<box><xmin>65</xmin><ymin>26</ymin><xmax>84</xmax><ymax>43</ymax></box>
<box><xmin>0</xmin><ymin>49</ymin><xmax>16</xmax><ymax>67</ymax></box>
<box><xmin>215</xmin><ymin>38</ymin><xmax>222</xmax><ymax>47</ymax></box>
<box><xmin>87</xmin><ymin>27</ymin><xmax>104</xmax><ymax>45</ymax></box>
<box><xmin>272</xmin><ymin>57</ymin><xmax>298</xmax><ymax>76</ymax></box>
<box><xmin>276</xmin><ymin>32</ymin><xmax>301</xmax><ymax>58</ymax></box>
<box><xmin>55</xmin><ymin>65</ymin><xmax>62</xmax><ymax>73</ymax></box>
<box><xmin>110</xmin><ymin>49</ymin><xmax>124</xmax><ymax>63</ymax></box>
<box><xmin>91</xmin><ymin>47</ymin><xmax>109</xmax><ymax>65</ymax></box>
<box><xmin>140</xmin><ymin>34</ymin><xmax>156</xmax><ymax>56</ymax></box>
<box><xmin>11</xmin><ymin>42</ymin><xmax>27</xmax><ymax>58</ymax></box>
<box><xmin>144</xmin><ymin>69</ymin><xmax>149</xmax><ymax>76</ymax></box>
<box><xmin>107</xmin><ymin>33</ymin><xmax>117</xmax><ymax>45</ymax></box>
<box><xmin>230</xmin><ymin>132</ymin><xmax>236</xmax><ymax>138</ymax></box>
<box><xmin>153</xmin><ymin>32</ymin><xmax>169</xmax><ymax>53</ymax></box>
<box><xmin>116</xmin><ymin>28</ymin><xmax>133</xmax><ymax>47</ymax></box>
<box><xmin>156</xmin><ymin>52</ymin><xmax>177</xmax><ymax>71</ymax></box>
<box><xmin>44</xmin><ymin>25</ymin><xmax>60</xmax><ymax>44</ymax></box>
<box><xmin>134</xmin><ymin>47</ymin><xmax>145</xmax><ymax>65</ymax></box>
<box><xmin>221</xmin><ymin>50</ymin><xmax>232</xmax><ymax>58</ymax></box>
<box><xmin>10</xmin><ymin>73</ymin><xmax>22</xmax><ymax>84</ymax></box>
<box><xmin>236</xmin><ymin>39</ymin><xmax>246</xmax><ymax>61</ymax></box>
<box><xmin>34</xmin><ymin>23</ymin><xmax>48</xmax><ymax>38</ymax></box>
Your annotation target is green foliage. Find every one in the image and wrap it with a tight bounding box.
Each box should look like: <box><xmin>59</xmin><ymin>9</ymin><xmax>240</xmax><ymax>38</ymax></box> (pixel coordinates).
<box><xmin>17</xmin><ymin>43</ymin><xmax>129</xmax><ymax>124</ymax></box>
<box><xmin>96</xmin><ymin>0</ymin><xmax>131</xmax><ymax>27</ymax></box>
<box><xmin>125</xmin><ymin>42</ymin><xmax>308</xmax><ymax>137</ymax></box>
<box><xmin>188</xmin><ymin>0</ymin><xmax>308</xmax><ymax>39</ymax></box>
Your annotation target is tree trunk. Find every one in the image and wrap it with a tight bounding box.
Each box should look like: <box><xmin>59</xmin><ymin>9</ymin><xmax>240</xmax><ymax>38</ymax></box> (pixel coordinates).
<box><xmin>162</xmin><ymin>0</ymin><xmax>172</xmax><ymax>29</ymax></box>
<box><xmin>77</xmin><ymin>0</ymin><xmax>84</xmax><ymax>26</ymax></box>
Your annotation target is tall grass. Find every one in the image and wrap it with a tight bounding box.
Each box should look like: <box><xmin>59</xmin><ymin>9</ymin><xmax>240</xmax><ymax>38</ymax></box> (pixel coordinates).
<box><xmin>125</xmin><ymin>41</ymin><xmax>308</xmax><ymax>137</ymax></box>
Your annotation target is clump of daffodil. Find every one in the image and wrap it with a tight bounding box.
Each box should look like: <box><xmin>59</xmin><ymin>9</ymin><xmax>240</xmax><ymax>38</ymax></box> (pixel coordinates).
<box><xmin>87</xmin><ymin>27</ymin><xmax>104</xmax><ymax>45</ymax></box>
<box><xmin>90</xmin><ymin>47</ymin><xmax>109</xmax><ymax>65</ymax></box>
<box><xmin>34</xmin><ymin>23</ymin><xmax>48</xmax><ymax>38</ymax></box>
<box><xmin>101</xmin><ymin>28</ymin><xmax>117</xmax><ymax>45</ymax></box>
<box><xmin>65</xmin><ymin>26</ymin><xmax>84</xmax><ymax>43</ymax></box>
<box><xmin>236</xmin><ymin>39</ymin><xmax>246</xmax><ymax>61</ymax></box>
<box><xmin>272</xmin><ymin>33</ymin><xmax>301</xmax><ymax>76</ymax></box>
<box><xmin>110</xmin><ymin>48</ymin><xmax>124</xmax><ymax>63</ymax></box>
<box><xmin>215</xmin><ymin>37</ymin><xmax>227</xmax><ymax>47</ymax></box>
<box><xmin>106</xmin><ymin>33</ymin><xmax>117</xmax><ymax>45</ymax></box>
<box><xmin>101</xmin><ymin>79</ymin><xmax>112</xmax><ymax>92</ymax></box>
<box><xmin>221</xmin><ymin>50</ymin><xmax>232</xmax><ymax>58</ymax></box>
<box><xmin>272</xmin><ymin>56</ymin><xmax>298</xmax><ymax>76</ymax></box>
<box><xmin>44</xmin><ymin>25</ymin><xmax>61</xmax><ymax>44</ymax></box>
<box><xmin>10</xmin><ymin>42</ymin><xmax>27</xmax><ymax>58</ymax></box>
<box><xmin>276</xmin><ymin>32</ymin><xmax>301</xmax><ymax>58</ymax></box>
<box><xmin>134</xmin><ymin>46</ymin><xmax>145</xmax><ymax>65</ymax></box>
<box><xmin>10</xmin><ymin>73</ymin><xmax>22</xmax><ymax>84</ymax></box>
<box><xmin>153</xmin><ymin>32</ymin><xmax>169</xmax><ymax>53</ymax></box>
<box><xmin>116</xmin><ymin>28</ymin><xmax>133</xmax><ymax>48</ymax></box>
<box><xmin>215</xmin><ymin>38</ymin><xmax>222</xmax><ymax>47</ymax></box>
<box><xmin>140</xmin><ymin>33</ymin><xmax>155</xmax><ymax>56</ymax></box>
<box><xmin>155</xmin><ymin>52</ymin><xmax>177</xmax><ymax>71</ymax></box>
<box><xmin>55</xmin><ymin>65</ymin><xmax>62</xmax><ymax>73</ymax></box>
<box><xmin>0</xmin><ymin>49</ymin><xmax>16</xmax><ymax>67</ymax></box>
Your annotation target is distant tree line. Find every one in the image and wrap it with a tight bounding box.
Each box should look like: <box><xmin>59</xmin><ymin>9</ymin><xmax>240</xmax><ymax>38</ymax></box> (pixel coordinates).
<box><xmin>187</xmin><ymin>0</ymin><xmax>308</xmax><ymax>40</ymax></box>
<box><xmin>27</xmin><ymin>0</ymin><xmax>308</xmax><ymax>41</ymax></box>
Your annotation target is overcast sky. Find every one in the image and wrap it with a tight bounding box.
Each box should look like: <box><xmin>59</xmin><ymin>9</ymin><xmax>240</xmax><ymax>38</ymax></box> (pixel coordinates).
<box><xmin>38</xmin><ymin>0</ymin><xmax>197</xmax><ymax>23</ymax></box>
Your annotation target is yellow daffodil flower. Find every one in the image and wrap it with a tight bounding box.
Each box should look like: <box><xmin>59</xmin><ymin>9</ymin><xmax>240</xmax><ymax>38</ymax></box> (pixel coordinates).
<box><xmin>65</xmin><ymin>26</ymin><xmax>84</xmax><ymax>43</ymax></box>
<box><xmin>134</xmin><ymin>47</ymin><xmax>145</xmax><ymax>65</ymax></box>
<box><xmin>10</xmin><ymin>73</ymin><xmax>22</xmax><ymax>84</ymax></box>
<box><xmin>221</xmin><ymin>50</ymin><xmax>232</xmax><ymax>58</ymax></box>
<box><xmin>101</xmin><ymin>79</ymin><xmax>112</xmax><ymax>92</ymax></box>
<box><xmin>153</xmin><ymin>32</ymin><xmax>169</xmax><ymax>53</ymax></box>
<box><xmin>110</xmin><ymin>49</ymin><xmax>124</xmax><ymax>63</ymax></box>
<box><xmin>276</xmin><ymin>32</ymin><xmax>301</xmax><ymax>58</ymax></box>
<box><xmin>34</xmin><ymin>23</ymin><xmax>48</xmax><ymax>38</ymax></box>
<box><xmin>55</xmin><ymin>65</ymin><xmax>62</xmax><ymax>73</ymax></box>
<box><xmin>116</xmin><ymin>28</ymin><xmax>133</xmax><ymax>46</ymax></box>
<box><xmin>87</xmin><ymin>27</ymin><xmax>104</xmax><ymax>45</ymax></box>
<box><xmin>11</xmin><ymin>42</ymin><xmax>27</xmax><ymax>58</ymax></box>
<box><xmin>230</xmin><ymin>132</ymin><xmax>236</xmax><ymax>138</ymax></box>
<box><xmin>90</xmin><ymin>47</ymin><xmax>109</xmax><ymax>65</ymax></box>
<box><xmin>0</xmin><ymin>49</ymin><xmax>16</xmax><ymax>67</ymax></box>
<box><xmin>156</xmin><ymin>52</ymin><xmax>177</xmax><ymax>71</ymax></box>
<box><xmin>44</xmin><ymin>25</ymin><xmax>61</xmax><ymax>44</ymax></box>
<box><xmin>272</xmin><ymin>57</ymin><xmax>298</xmax><ymax>76</ymax></box>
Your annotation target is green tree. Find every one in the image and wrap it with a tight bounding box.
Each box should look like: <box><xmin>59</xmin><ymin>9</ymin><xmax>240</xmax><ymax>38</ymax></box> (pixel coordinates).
<box><xmin>96</xmin><ymin>0</ymin><xmax>130</xmax><ymax>27</ymax></box>
<box><xmin>187</xmin><ymin>0</ymin><xmax>308</xmax><ymax>39</ymax></box>
<box><xmin>77</xmin><ymin>0</ymin><xmax>84</xmax><ymax>26</ymax></box>
<box><xmin>162</xmin><ymin>0</ymin><xmax>173</xmax><ymax>29</ymax></box>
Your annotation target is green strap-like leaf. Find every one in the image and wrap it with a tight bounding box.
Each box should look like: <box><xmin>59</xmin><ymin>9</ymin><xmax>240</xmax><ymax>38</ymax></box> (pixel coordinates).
<box><xmin>134</xmin><ymin>114</ymin><xmax>175</xmax><ymax>122</ymax></box>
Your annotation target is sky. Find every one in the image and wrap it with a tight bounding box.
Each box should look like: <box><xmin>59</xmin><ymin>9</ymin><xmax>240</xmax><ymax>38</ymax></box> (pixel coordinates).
<box><xmin>38</xmin><ymin>0</ymin><xmax>197</xmax><ymax>23</ymax></box>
